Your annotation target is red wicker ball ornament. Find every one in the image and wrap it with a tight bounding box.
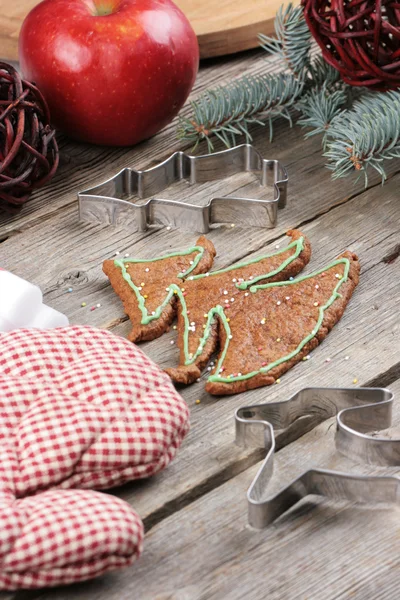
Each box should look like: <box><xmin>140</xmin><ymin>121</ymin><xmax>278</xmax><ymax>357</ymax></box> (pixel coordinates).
<box><xmin>302</xmin><ymin>0</ymin><xmax>400</xmax><ymax>89</ymax></box>
<box><xmin>0</xmin><ymin>62</ymin><xmax>59</xmax><ymax>207</ymax></box>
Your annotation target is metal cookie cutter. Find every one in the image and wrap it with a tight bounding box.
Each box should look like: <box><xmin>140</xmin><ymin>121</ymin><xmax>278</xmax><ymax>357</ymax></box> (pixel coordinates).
<box><xmin>235</xmin><ymin>387</ymin><xmax>399</xmax><ymax>529</ymax></box>
<box><xmin>78</xmin><ymin>144</ymin><xmax>287</xmax><ymax>232</ymax></box>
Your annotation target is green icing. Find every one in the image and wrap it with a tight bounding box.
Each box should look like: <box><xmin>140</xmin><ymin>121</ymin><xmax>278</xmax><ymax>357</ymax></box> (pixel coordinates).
<box><xmin>114</xmin><ymin>245</ymin><xmax>204</xmax><ymax>325</ymax></box>
<box><xmin>189</xmin><ymin>237</ymin><xmax>304</xmax><ymax>289</ymax></box>
<box><xmin>169</xmin><ymin>285</ymin><xmax>232</xmax><ymax>366</ymax></box>
<box><xmin>208</xmin><ymin>257</ymin><xmax>350</xmax><ymax>383</ymax></box>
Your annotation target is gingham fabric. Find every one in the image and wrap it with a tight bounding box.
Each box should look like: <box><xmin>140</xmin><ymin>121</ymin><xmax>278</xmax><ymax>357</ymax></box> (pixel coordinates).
<box><xmin>0</xmin><ymin>326</ymin><xmax>189</xmax><ymax>589</ymax></box>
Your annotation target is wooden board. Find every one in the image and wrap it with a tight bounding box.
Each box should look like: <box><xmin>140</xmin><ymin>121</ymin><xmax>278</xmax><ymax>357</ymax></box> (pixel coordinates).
<box><xmin>1</xmin><ymin>45</ymin><xmax>400</xmax><ymax>600</ymax></box>
<box><xmin>175</xmin><ymin>0</ymin><xmax>284</xmax><ymax>58</ymax></box>
<box><xmin>0</xmin><ymin>0</ymin><xmax>285</xmax><ymax>61</ymax></box>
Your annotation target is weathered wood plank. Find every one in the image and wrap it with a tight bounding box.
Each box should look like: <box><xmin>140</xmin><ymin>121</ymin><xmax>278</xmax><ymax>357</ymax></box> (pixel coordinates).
<box><xmin>29</xmin><ymin>378</ymin><xmax>400</xmax><ymax>600</ymax></box>
<box><xmin>1</xmin><ymin>169</ymin><xmax>399</xmax><ymax>535</ymax></box>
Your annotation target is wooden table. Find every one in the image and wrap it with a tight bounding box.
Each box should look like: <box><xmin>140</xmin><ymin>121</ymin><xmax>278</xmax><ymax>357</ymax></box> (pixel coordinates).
<box><xmin>1</xmin><ymin>47</ymin><xmax>400</xmax><ymax>600</ymax></box>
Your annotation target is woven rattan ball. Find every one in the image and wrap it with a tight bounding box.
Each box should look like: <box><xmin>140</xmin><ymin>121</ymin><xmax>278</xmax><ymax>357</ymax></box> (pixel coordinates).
<box><xmin>302</xmin><ymin>0</ymin><xmax>400</xmax><ymax>90</ymax></box>
<box><xmin>0</xmin><ymin>62</ymin><xmax>59</xmax><ymax>206</ymax></box>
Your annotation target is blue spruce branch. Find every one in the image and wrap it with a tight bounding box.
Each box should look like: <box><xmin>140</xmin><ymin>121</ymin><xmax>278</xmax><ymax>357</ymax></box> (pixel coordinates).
<box><xmin>307</xmin><ymin>55</ymin><xmax>342</xmax><ymax>90</ymax></box>
<box><xmin>325</xmin><ymin>91</ymin><xmax>400</xmax><ymax>186</ymax></box>
<box><xmin>177</xmin><ymin>73</ymin><xmax>305</xmax><ymax>152</ymax></box>
<box><xmin>178</xmin><ymin>3</ymin><xmax>309</xmax><ymax>150</ymax></box>
<box><xmin>258</xmin><ymin>4</ymin><xmax>311</xmax><ymax>76</ymax></box>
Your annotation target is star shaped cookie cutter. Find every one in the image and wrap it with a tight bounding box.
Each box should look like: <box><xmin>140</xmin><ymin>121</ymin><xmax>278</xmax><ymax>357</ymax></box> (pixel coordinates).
<box><xmin>78</xmin><ymin>144</ymin><xmax>287</xmax><ymax>232</ymax></box>
<box><xmin>235</xmin><ymin>387</ymin><xmax>399</xmax><ymax>529</ymax></box>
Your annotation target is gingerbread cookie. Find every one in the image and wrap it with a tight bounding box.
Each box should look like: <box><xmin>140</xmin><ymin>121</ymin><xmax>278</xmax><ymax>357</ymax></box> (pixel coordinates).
<box><xmin>104</xmin><ymin>230</ymin><xmax>320</xmax><ymax>390</ymax></box>
<box><xmin>103</xmin><ymin>235</ymin><xmax>216</xmax><ymax>342</ymax></box>
<box><xmin>202</xmin><ymin>250</ymin><xmax>360</xmax><ymax>394</ymax></box>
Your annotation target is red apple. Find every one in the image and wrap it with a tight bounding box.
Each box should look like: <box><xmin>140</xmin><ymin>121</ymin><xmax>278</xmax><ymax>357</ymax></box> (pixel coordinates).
<box><xmin>19</xmin><ymin>0</ymin><xmax>199</xmax><ymax>146</ymax></box>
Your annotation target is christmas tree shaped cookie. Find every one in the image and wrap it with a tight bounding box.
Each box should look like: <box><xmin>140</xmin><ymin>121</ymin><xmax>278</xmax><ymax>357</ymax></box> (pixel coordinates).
<box><xmin>200</xmin><ymin>250</ymin><xmax>360</xmax><ymax>394</ymax></box>
<box><xmin>104</xmin><ymin>236</ymin><xmax>216</xmax><ymax>342</ymax></box>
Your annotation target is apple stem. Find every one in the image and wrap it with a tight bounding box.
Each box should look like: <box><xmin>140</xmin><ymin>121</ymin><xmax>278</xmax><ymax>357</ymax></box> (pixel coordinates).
<box><xmin>85</xmin><ymin>0</ymin><xmax>118</xmax><ymax>16</ymax></box>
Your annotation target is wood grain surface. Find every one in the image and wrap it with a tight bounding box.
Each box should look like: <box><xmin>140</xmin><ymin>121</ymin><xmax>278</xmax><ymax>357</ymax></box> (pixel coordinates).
<box><xmin>0</xmin><ymin>44</ymin><xmax>399</xmax><ymax>600</ymax></box>
<box><xmin>0</xmin><ymin>0</ymin><xmax>287</xmax><ymax>61</ymax></box>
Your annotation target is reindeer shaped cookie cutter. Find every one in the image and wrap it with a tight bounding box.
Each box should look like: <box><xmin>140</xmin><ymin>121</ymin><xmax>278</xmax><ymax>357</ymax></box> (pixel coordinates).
<box><xmin>235</xmin><ymin>387</ymin><xmax>400</xmax><ymax>529</ymax></box>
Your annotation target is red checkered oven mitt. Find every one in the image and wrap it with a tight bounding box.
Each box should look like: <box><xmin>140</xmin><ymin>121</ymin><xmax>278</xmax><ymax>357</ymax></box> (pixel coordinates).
<box><xmin>0</xmin><ymin>326</ymin><xmax>189</xmax><ymax>589</ymax></box>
